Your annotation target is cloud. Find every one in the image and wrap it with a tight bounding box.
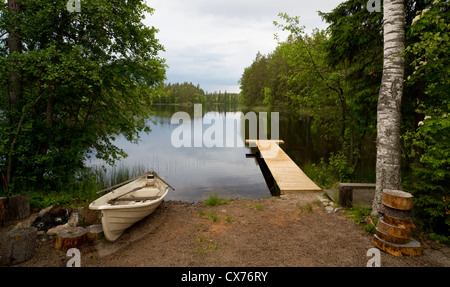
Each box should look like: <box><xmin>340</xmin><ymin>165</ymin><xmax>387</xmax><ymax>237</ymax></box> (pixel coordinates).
<box><xmin>145</xmin><ymin>0</ymin><xmax>344</xmax><ymax>93</ymax></box>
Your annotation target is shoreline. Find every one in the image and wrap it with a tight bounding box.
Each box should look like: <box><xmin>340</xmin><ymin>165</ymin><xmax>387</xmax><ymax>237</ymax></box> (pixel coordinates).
<box><xmin>2</xmin><ymin>192</ymin><xmax>449</xmax><ymax>267</ymax></box>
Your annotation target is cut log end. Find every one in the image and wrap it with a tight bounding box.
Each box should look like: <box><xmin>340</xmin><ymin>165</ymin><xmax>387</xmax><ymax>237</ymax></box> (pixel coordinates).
<box><xmin>86</xmin><ymin>224</ymin><xmax>104</xmax><ymax>241</ymax></box>
<box><xmin>382</xmin><ymin>189</ymin><xmax>414</xmax><ymax>210</ymax></box>
<box><xmin>377</xmin><ymin>217</ymin><xmax>412</xmax><ymax>239</ymax></box>
<box><xmin>372</xmin><ymin>235</ymin><xmax>421</xmax><ymax>257</ymax></box>
<box><xmin>55</xmin><ymin>227</ymin><xmax>87</xmax><ymax>251</ymax></box>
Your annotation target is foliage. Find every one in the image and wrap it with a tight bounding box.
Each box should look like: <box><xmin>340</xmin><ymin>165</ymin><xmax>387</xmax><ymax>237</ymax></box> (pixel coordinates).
<box><xmin>403</xmin><ymin>114</ymin><xmax>450</xmax><ymax>237</ymax></box>
<box><xmin>344</xmin><ymin>206</ymin><xmax>378</xmax><ymax>234</ymax></box>
<box><xmin>241</xmin><ymin>11</ymin><xmax>378</xmax><ymax>181</ymax></box>
<box><xmin>239</xmin><ymin>49</ymin><xmax>289</xmax><ymax>108</ymax></box>
<box><xmin>402</xmin><ymin>0</ymin><xmax>450</xmax><ymax>238</ymax></box>
<box><xmin>0</xmin><ymin>0</ymin><xmax>166</xmax><ymax>194</ymax></box>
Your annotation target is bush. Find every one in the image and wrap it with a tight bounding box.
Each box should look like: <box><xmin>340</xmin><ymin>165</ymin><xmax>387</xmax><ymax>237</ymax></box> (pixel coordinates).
<box><xmin>403</xmin><ymin>114</ymin><xmax>450</xmax><ymax>239</ymax></box>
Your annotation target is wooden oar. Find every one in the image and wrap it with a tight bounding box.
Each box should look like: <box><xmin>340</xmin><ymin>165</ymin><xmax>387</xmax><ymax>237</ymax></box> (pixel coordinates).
<box><xmin>96</xmin><ymin>171</ymin><xmax>152</xmax><ymax>194</ymax></box>
<box><xmin>151</xmin><ymin>171</ymin><xmax>176</xmax><ymax>191</ymax></box>
<box><xmin>108</xmin><ymin>186</ymin><xmax>146</xmax><ymax>204</ymax></box>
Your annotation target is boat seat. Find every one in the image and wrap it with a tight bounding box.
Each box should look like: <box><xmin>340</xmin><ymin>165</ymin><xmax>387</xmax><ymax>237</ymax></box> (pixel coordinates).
<box><xmin>109</xmin><ymin>196</ymin><xmax>161</xmax><ymax>203</ymax></box>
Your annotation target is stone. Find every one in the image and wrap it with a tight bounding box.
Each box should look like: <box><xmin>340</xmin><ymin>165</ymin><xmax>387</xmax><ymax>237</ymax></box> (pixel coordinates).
<box><xmin>47</xmin><ymin>223</ymin><xmax>69</xmax><ymax>236</ymax></box>
<box><xmin>67</xmin><ymin>212</ymin><xmax>79</xmax><ymax>227</ymax></box>
<box><xmin>334</xmin><ymin>207</ymin><xmax>343</xmax><ymax>213</ymax></box>
<box><xmin>325</xmin><ymin>206</ymin><xmax>334</xmax><ymax>214</ymax></box>
<box><xmin>38</xmin><ymin>205</ymin><xmax>53</xmax><ymax>217</ymax></box>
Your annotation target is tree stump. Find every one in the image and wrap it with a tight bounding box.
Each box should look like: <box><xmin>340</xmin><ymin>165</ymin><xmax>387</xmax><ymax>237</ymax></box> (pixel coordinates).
<box><xmin>86</xmin><ymin>224</ymin><xmax>104</xmax><ymax>241</ymax></box>
<box><xmin>0</xmin><ymin>197</ymin><xmax>7</xmax><ymax>227</ymax></box>
<box><xmin>373</xmin><ymin>189</ymin><xmax>421</xmax><ymax>256</ymax></box>
<box><xmin>55</xmin><ymin>227</ymin><xmax>87</xmax><ymax>251</ymax></box>
<box><xmin>5</xmin><ymin>194</ymin><xmax>30</xmax><ymax>221</ymax></box>
<box><xmin>2</xmin><ymin>227</ymin><xmax>37</xmax><ymax>265</ymax></box>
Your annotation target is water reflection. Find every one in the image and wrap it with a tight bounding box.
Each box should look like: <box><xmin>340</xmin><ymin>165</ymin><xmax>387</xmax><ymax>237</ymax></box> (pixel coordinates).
<box><xmin>89</xmin><ymin>105</ymin><xmax>272</xmax><ymax>202</ymax></box>
<box><xmin>89</xmin><ymin>105</ymin><xmax>375</xmax><ymax>202</ymax></box>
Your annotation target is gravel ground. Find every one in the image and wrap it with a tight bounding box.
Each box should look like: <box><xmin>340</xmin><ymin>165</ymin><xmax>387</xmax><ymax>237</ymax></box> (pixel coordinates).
<box><xmin>2</xmin><ymin>192</ymin><xmax>449</xmax><ymax>267</ymax></box>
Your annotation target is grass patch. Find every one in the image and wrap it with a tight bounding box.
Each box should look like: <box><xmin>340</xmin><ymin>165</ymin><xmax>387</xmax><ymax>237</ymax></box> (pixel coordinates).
<box><xmin>203</xmin><ymin>193</ymin><xmax>229</xmax><ymax>207</ymax></box>
<box><xmin>250</xmin><ymin>204</ymin><xmax>264</xmax><ymax>211</ymax></box>
<box><xmin>196</xmin><ymin>236</ymin><xmax>220</xmax><ymax>255</ymax></box>
<box><xmin>297</xmin><ymin>203</ymin><xmax>313</xmax><ymax>213</ymax></box>
<box><xmin>344</xmin><ymin>206</ymin><xmax>378</xmax><ymax>234</ymax></box>
<box><xmin>199</xmin><ymin>210</ymin><xmax>220</xmax><ymax>222</ymax></box>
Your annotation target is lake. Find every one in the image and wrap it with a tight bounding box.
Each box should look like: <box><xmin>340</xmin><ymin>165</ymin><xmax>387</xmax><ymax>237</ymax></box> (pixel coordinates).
<box><xmin>89</xmin><ymin>104</ymin><xmax>375</xmax><ymax>202</ymax></box>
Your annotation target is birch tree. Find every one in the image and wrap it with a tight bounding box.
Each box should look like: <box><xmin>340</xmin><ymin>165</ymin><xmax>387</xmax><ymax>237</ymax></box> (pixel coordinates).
<box><xmin>372</xmin><ymin>0</ymin><xmax>406</xmax><ymax>216</ymax></box>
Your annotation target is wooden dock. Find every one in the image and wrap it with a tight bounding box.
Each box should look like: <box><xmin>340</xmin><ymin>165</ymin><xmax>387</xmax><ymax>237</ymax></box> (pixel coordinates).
<box><xmin>247</xmin><ymin>140</ymin><xmax>322</xmax><ymax>194</ymax></box>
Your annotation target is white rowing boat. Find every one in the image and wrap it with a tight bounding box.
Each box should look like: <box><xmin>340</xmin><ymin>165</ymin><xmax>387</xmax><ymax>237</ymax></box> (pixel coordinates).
<box><xmin>89</xmin><ymin>172</ymin><xmax>173</xmax><ymax>241</ymax></box>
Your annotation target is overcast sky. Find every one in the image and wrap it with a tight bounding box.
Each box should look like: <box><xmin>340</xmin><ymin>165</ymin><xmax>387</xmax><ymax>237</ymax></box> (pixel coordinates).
<box><xmin>144</xmin><ymin>0</ymin><xmax>345</xmax><ymax>93</ymax></box>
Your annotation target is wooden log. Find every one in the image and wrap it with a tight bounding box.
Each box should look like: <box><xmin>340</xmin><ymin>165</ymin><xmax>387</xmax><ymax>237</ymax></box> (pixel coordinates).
<box><xmin>372</xmin><ymin>234</ymin><xmax>421</xmax><ymax>257</ymax></box>
<box><xmin>5</xmin><ymin>194</ymin><xmax>30</xmax><ymax>221</ymax></box>
<box><xmin>0</xmin><ymin>197</ymin><xmax>7</xmax><ymax>227</ymax></box>
<box><xmin>55</xmin><ymin>227</ymin><xmax>87</xmax><ymax>251</ymax></box>
<box><xmin>376</xmin><ymin>228</ymin><xmax>410</xmax><ymax>245</ymax></box>
<box><xmin>383</xmin><ymin>213</ymin><xmax>416</xmax><ymax>229</ymax></box>
<box><xmin>382</xmin><ymin>189</ymin><xmax>414</xmax><ymax>210</ymax></box>
<box><xmin>377</xmin><ymin>217</ymin><xmax>412</xmax><ymax>239</ymax></box>
<box><xmin>379</xmin><ymin>204</ymin><xmax>413</xmax><ymax>220</ymax></box>
<box><xmin>86</xmin><ymin>224</ymin><xmax>104</xmax><ymax>241</ymax></box>
<box><xmin>1</xmin><ymin>227</ymin><xmax>37</xmax><ymax>265</ymax></box>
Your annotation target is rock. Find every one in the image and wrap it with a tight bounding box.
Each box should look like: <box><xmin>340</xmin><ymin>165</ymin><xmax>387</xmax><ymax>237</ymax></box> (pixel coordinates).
<box><xmin>1</xmin><ymin>227</ymin><xmax>37</xmax><ymax>265</ymax></box>
<box><xmin>32</xmin><ymin>207</ymin><xmax>70</xmax><ymax>231</ymax></box>
<box><xmin>38</xmin><ymin>205</ymin><xmax>53</xmax><ymax>217</ymax></box>
<box><xmin>13</xmin><ymin>213</ymin><xmax>39</xmax><ymax>230</ymax></box>
<box><xmin>67</xmin><ymin>212</ymin><xmax>79</xmax><ymax>227</ymax></box>
<box><xmin>47</xmin><ymin>223</ymin><xmax>69</xmax><ymax>236</ymax></box>
<box><xmin>325</xmin><ymin>206</ymin><xmax>334</xmax><ymax>214</ymax></box>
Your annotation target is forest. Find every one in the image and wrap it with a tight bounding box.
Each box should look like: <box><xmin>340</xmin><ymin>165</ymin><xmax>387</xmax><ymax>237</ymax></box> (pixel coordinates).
<box><xmin>152</xmin><ymin>82</ymin><xmax>240</xmax><ymax>107</ymax></box>
<box><xmin>239</xmin><ymin>1</ymin><xmax>449</xmax><ymax>239</ymax></box>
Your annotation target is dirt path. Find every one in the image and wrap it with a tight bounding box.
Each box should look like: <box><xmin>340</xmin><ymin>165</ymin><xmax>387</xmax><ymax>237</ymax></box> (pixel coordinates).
<box><xmin>3</xmin><ymin>192</ymin><xmax>450</xmax><ymax>267</ymax></box>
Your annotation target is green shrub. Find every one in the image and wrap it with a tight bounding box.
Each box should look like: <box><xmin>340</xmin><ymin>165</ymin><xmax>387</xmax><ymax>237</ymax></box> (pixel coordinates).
<box><xmin>203</xmin><ymin>193</ymin><xmax>229</xmax><ymax>206</ymax></box>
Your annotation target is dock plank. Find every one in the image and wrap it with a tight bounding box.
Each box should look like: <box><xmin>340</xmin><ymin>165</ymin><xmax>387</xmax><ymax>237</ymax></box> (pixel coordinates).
<box><xmin>247</xmin><ymin>140</ymin><xmax>322</xmax><ymax>194</ymax></box>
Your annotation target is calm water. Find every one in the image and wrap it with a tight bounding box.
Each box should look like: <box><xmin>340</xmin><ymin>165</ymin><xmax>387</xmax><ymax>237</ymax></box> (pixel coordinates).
<box><xmin>89</xmin><ymin>105</ymin><xmax>375</xmax><ymax>202</ymax></box>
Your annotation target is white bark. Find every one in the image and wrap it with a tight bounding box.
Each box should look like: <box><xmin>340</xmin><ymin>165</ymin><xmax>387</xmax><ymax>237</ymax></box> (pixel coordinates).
<box><xmin>372</xmin><ymin>0</ymin><xmax>406</xmax><ymax>216</ymax></box>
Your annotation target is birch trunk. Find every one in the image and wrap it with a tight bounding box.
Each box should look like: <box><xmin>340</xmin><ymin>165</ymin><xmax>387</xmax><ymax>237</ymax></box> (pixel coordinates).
<box><xmin>372</xmin><ymin>0</ymin><xmax>406</xmax><ymax>217</ymax></box>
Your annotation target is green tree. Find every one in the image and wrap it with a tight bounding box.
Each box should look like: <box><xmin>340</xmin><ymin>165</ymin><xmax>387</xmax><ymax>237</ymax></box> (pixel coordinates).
<box><xmin>0</xmin><ymin>0</ymin><xmax>166</xmax><ymax>192</ymax></box>
<box><xmin>402</xmin><ymin>0</ymin><xmax>449</xmax><ymax>238</ymax></box>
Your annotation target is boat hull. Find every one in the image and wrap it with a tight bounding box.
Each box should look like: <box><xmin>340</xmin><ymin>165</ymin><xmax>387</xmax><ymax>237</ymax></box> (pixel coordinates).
<box><xmin>89</xmin><ymin>174</ymin><xmax>169</xmax><ymax>241</ymax></box>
